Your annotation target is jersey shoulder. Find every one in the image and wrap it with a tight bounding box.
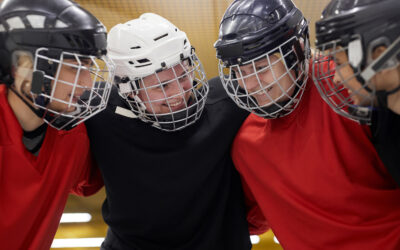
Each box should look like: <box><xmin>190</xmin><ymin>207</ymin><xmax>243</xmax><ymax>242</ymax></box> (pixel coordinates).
<box><xmin>206</xmin><ymin>76</ymin><xmax>231</xmax><ymax>104</ymax></box>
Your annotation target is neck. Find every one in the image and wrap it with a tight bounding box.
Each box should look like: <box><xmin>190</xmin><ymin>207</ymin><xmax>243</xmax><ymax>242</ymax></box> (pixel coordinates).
<box><xmin>7</xmin><ymin>88</ymin><xmax>44</xmax><ymax>131</ymax></box>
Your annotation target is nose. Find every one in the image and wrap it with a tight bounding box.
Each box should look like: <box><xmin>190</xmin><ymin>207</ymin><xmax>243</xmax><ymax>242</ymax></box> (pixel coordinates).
<box><xmin>333</xmin><ymin>71</ymin><xmax>342</xmax><ymax>87</ymax></box>
<box><xmin>165</xmin><ymin>80</ymin><xmax>185</xmax><ymax>98</ymax></box>
<box><xmin>167</xmin><ymin>76</ymin><xmax>192</xmax><ymax>97</ymax></box>
<box><xmin>239</xmin><ymin>74</ymin><xmax>261</xmax><ymax>93</ymax></box>
<box><xmin>77</xmin><ymin>68</ymin><xmax>93</xmax><ymax>89</ymax></box>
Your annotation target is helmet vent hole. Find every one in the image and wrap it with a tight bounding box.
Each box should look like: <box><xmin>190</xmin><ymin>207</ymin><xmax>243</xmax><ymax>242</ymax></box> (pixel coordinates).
<box><xmin>55</xmin><ymin>19</ymin><xmax>68</xmax><ymax>28</ymax></box>
<box><xmin>82</xmin><ymin>40</ymin><xmax>90</xmax><ymax>48</ymax></box>
<box><xmin>26</xmin><ymin>15</ymin><xmax>46</xmax><ymax>29</ymax></box>
<box><xmin>73</xmin><ymin>35</ymin><xmax>84</xmax><ymax>48</ymax></box>
<box><xmin>6</xmin><ymin>16</ymin><xmax>25</xmax><ymax>30</ymax></box>
<box><xmin>137</xmin><ymin>58</ymin><xmax>150</xmax><ymax>63</ymax></box>
<box><xmin>129</xmin><ymin>61</ymin><xmax>134</xmax><ymax>65</ymax></box>
<box><xmin>154</xmin><ymin>33</ymin><xmax>168</xmax><ymax>41</ymax></box>
<box><xmin>135</xmin><ymin>63</ymin><xmax>152</xmax><ymax>68</ymax></box>
<box><xmin>224</xmin><ymin>33</ymin><xmax>237</xmax><ymax>40</ymax></box>
<box><xmin>130</xmin><ymin>46</ymin><xmax>141</xmax><ymax>49</ymax></box>
<box><xmin>64</xmin><ymin>34</ymin><xmax>76</xmax><ymax>47</ymax></box>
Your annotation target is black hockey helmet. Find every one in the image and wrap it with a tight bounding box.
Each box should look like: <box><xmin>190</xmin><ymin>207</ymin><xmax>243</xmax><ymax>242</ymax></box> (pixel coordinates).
<box><xmin>0</xmin><ymin>0</ymin><xmax>107</xmax><ymax>84</ymax></box>
<box><xmin>313</xmin><ymin>0</ymin><xmax>400</xmax><ymax>123</ymax></box>
<box><xmin>215</xmin><ymin>0</ymin><xmax>308</xmax><ymax>67</ymax></box>
<box><xmin>214</xmin><ymin>0</ymin><xmax>310</xmax><ymax>119</ymax></box>
<box><xmin>315</xmin><ymin>0</ymin><xmax>400</xmax><ymax>73</ymax></box>
<box><xmin>0</xmin><ymin>0</ymin><xmax>115</xmax><ymax>130</ymax></box>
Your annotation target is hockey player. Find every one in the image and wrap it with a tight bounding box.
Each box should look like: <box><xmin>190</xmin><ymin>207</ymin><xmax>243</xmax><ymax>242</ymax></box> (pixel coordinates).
<box><xmin>313</xmin><ymin>0</ymin><xmax>400</xmax><ymax>186</ymax></box>
<box><xmin>0</xmin><ymin>0</ymin><xmax>114</xmax><ymax>248</ymax></box>
<box><xmin>214</xmin><ymin>0</ymin><xmax>400</xmax><ymax>249</ymax></box>
<box><xmin>85</xmin><ymin>13</ymin><xmax>252</xmax><ymax>250</ymax></box>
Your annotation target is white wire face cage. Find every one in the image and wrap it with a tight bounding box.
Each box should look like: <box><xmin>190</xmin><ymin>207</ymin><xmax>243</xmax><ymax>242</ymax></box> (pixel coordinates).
<box><xmin>117</xmin><ymin>53</ymin><xmax>209</xmax><ymax>132</ymax></box>
<box><xmin>218</xmin><ymin>36</ymin><xmax>309</xmax><ymax>119</ymax></box>
<box><xmin>30</xmin><ymin>48</ymin><xmax>115</xmax><ymax>130</ymax></box>
<box><xmin>313</xmin><ymin>38</ymin><xmax>375</xmax><ymax>124</ymax></box>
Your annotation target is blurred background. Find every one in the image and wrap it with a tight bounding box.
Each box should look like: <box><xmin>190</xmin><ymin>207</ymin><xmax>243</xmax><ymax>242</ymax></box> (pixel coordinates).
<box><xmin>53</xmin><ymin>0</ymin><xmax>331</xmax><ymax>249</ymax></box>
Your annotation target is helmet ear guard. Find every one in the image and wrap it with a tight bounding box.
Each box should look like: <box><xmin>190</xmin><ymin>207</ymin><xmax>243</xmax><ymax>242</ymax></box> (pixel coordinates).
<box><xmin>116</xmin><ymin>77</ymin><xmax>147</xmax><ymax>112</ymax></box>
<box><xmin>31</xmin><ymin>70</ymin><xmax>44</xmax><ymax>94</ymax></box>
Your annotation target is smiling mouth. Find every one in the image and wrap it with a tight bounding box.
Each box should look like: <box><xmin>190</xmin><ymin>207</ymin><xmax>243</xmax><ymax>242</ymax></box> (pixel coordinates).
<box><xmin>169</xmin><ymin>99</ymin><xmax>183</xmax><ymax>107</ymax></box>
<box><xmin>253</xmin><ymin>86</ymin><xmax>273</xmax><ymax>97</ymax></box>
<box><xmin>164</xmin><ymin>98</ymin><xmax>187</xmax><ymax>111</ymax></box>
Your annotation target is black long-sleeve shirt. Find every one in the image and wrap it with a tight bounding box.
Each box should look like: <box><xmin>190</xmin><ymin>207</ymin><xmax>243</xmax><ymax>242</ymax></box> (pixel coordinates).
<box><xmin>85</xmin><ymin>77</ymin><xmax>251</xmax><ymax>250</ymax></box>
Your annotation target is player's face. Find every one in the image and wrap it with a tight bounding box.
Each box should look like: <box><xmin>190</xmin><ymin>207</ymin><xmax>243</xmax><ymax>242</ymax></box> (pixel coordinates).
<box><xmin>48</xmin><ymin>58</ymin><xmax>94</xmax><ymax>112</ymax></box>
<box><xmin>333</xmin><ymin>50</ymin><xmax>370</xmax><ymax>106</ymax></box>
<box><xmin>137</xmin><ymin>61</ymin><xmax>193</xmax><ymax>114</ymax></box>
<box><xmin>233</xmin><ymin>55</ymin><xmax>295</xmax><ymax>107</ymax></box>
<box><xmin>333</xmin><ymin>46</ymin><xmax>400</xmax><ymax>106</ymax></box>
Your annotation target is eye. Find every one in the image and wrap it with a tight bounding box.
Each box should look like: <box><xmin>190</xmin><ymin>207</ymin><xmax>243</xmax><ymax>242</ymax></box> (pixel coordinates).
<box><xmin>154</xmin><ymin>84</ymin><xmax>164</xmax><ymax>90</ymax></box>
<box><xmin>69</xmin><ymin>66</ymin><xmax>78</xmax><ymax>72</ymax></box>
<box><xmin>256</xmin><ymin>65</ymin><xmax>268</xmax><ymax>71</ymax></box>
<box><xmin>233</xmin><ymin>68</ymin><xmax>245</xmax><ymax>76</ymax></box>
<box><xmin>334</xmin><ymin>57</ymin><xmax>342</xmax><ymax>67</ymax></box>
<box><xmin>178</xmin><ymin>74</ymin><xmax>189</xmax><ymax>83</ymax></box>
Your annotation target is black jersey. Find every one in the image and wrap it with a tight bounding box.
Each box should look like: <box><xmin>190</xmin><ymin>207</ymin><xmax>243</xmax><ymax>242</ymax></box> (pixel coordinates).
<box><xmin>85</xmin><ymin>76</ymin><xmax>251</xmax><ymax>250</ymax></box>
<box><xmin>371</xmin><ymin>108</ymin><xmax>400</xmax><ymax>187</ymax></box>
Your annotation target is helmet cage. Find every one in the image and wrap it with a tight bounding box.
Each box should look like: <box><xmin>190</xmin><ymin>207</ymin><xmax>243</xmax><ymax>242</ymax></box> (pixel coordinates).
<box><xmin>29</xmin><ymin>47</ymin><xmax>114</xmax><ymax>130</ymax></box>
<box><xmin>312</xmin><ymin>34</ymin><xmax>400</xmax><ymax>124</ymax></box>
<box><xmin>218</xmin><ymin>35</ymin><xmax>309</xmax><ymax>118</ymax></box>
<box><xmin>117</xmin><ymin>52</ymin><xmax>209</xmax><ymax>132</ymax></box>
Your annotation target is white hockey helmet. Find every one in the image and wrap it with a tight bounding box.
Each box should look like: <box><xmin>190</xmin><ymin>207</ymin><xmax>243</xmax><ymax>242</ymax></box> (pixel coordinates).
<box><xmin>108</xmin><ymin>13</ymin><xmax>209</xmax><ymax>132</ymax></box>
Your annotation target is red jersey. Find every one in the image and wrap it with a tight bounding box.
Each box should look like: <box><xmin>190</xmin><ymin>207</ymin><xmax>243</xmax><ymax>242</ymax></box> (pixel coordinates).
<box><xmin>0</xmin><ymin>85</ymin><xmax>103</xmax><ymax>250</ymax></box>
<box><xmin>232</xmin><ymin>78</ymin><xmax>400</xmax><ymax>249</ymax></box>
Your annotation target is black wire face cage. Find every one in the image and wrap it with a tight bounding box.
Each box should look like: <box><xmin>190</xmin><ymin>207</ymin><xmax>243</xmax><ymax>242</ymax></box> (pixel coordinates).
<box><xmin>117</xmin><ymin>53</ymin><xmax>209</xmax><ymax>132</ymax></box>
<box><xmin>218</xmin><ymin>36</ymin><xmax>309</xmax><ymax>119</ymax></box>
<box><xmin>313</xmin><ymin>37</ymin><xmax>375</xmax><ymax>124</ymax></box>
<box><xmin>30</xmin><ymin>48</ymin><xmax>115</xmax><ymax>130</ymax></box>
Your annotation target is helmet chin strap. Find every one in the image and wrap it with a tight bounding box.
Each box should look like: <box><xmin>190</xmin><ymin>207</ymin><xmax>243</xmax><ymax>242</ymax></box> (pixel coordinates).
<box><xmin>376</xmin><ymin>85</ymin><xmax>400</xmax><ymax>108</ymax></box>
<box><xmin>8</xmin><ymin>85</ymin><xmax>46</xmax><ymax>119</ymax></box>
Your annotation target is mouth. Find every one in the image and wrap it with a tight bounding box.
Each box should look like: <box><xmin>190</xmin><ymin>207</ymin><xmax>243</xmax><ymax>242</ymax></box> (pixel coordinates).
<box><xmin>250</xmin><ymin>86</ymin><xmax>275</xmax><ymax>106</ymax></box>
<box><xmin>69</xmin><ymin>92</ymin><xmax>83</xmax><ymax>100</ymax></box>
<box><xmin>164</xmin><ymin>98</ymin><xmax>186</xmax><ymax>111</ymax></box>
<box><xmin>253</xmin><ymin>86</ymin><xmax>273</xmax><ymax>97</ymax></box>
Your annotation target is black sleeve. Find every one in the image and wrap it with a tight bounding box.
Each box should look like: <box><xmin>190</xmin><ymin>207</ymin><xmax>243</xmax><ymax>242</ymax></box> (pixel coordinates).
<box><xmin>370</xmin><ymin>108</ymin><xmax>400</xmax><ymax>187</ymax></box>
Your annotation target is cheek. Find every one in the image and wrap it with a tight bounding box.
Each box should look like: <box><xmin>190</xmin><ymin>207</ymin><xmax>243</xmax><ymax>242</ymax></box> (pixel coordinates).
<box><xmin>374</xmin><ymin>69</ymin><xmax>400</xmax><ymax>90</ymax></box>
<box><xmin>334</xmin><ymin>66</ymin><xmax>352</xmax><ymax>85</ymax></box>
<box><xmin>52</xmin><ymin>80</ymin><xmax>69</xmax><ymax>97</ymax></box>
<box><xmin>138</xmin><ymin>89</ymin><xmax>164</xmax><ymax>104</ymax></box>
<box><xmin>345</xmin><ymin>77</ymin><xmax>363</xmax><ymax>91</ymax></box>
<box><xmin>137</xmin><ymin>90</ymin><xmax>150</xmax><ymax>102</ymax></box>
<box><xmin>237</xmin><ymin>78</ymin><xmax>246</xmax><ymax>89</ymax></box>
<box><xmin>78</xmin><ymin>70</ymin><xmax>93</xmax><ymax>87</ymax></box>
<box><xmin>57</xmin><ymin>68</ymin><xmax>73</xmax><ymax>81</ymax></box>
<box><xmin>259</xmin><ymin>68</ymin><xmax>279</xmax><ymax>88</ymax></box>
<box><xmin>182</xmin><ymin>79</ymin><xmax>193</xmax><ymax>90</ymax></box>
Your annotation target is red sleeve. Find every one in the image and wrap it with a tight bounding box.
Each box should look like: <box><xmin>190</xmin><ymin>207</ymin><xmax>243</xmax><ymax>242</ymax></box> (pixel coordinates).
<box><xmin>241</xmin><ymin>177</ymin><xmax>270</xmax><ymax>235</ymax></box>
<box><xmin>70</xmin><ymin>151</ymin><xmax>104</xmax><ymax>196</ymax></box>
